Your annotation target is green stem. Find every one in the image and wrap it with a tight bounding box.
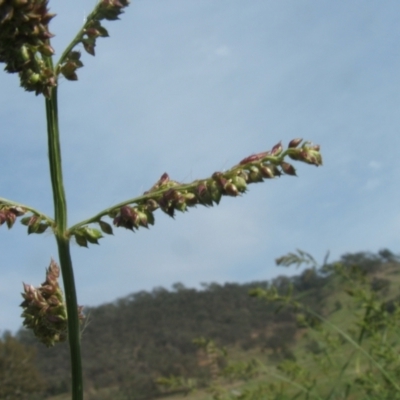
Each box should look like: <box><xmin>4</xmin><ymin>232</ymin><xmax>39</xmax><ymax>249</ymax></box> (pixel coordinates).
<box><xmin>258</xmin><ymin>364</ymin><xmax>324</xmax><ymax>400</ymax></box>
<box><xmin>0</xmin><ymin>197</ymin><xmax>53</xmax><ymax>224</ymax></box>
<box><xmin>304</xmin><ymin>307</ymin><xmax>400</xmax><ymax>392</ymax></box>
<box><xmin>56</xmin><ymin>237</ymin><xmax>83</xmax><ymax>400</ymax></box>
<box><xmin>68</xmin><ymin>151</ymin><xmax>291</xmax><ymax>232</ymax></box>
<box><xmin>55</xmin><ymin>2</ymin><xmax>103</xmax><ymax>72</ymax></box>
<box><xmin>44</xmin><ymin>56</ymin><xmax>83</xmax><ymax>400</ymax></box>
<box><xmin>68</xmin><ymin>187</ymin><xmax>177</xmax><ymax>231</ymax></box>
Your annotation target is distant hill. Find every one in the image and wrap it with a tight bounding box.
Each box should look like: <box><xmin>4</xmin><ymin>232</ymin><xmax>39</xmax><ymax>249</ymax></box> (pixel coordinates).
<box><xmin>12</xmin><ymin>249</ymin><xmax>400</xmax><ymax>399</ymax></box>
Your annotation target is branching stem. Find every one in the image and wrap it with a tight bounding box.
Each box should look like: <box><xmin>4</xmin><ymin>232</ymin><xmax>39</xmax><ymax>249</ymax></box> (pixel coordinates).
<box><xmin>0</xmin><ymin>197</ymin><xmax>53</xmax><ymax>224</ymax></box>
<box><xmin>55</xmin><ymin>3</ymin><xmax>103</xmax><ymax>72</ymax></box>
<box><xmin>44</xmin><ymin>55</ymin><xmax>83</xmax><ymax>400</ymax></box>
<box><xmin>68</xmin><ymin>151</ymin><xmax>292</xmax><ymax>232</ymax></box>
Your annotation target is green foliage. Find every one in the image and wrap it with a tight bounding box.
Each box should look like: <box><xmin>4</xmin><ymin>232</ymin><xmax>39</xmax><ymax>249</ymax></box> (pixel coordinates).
<box><xmin>275</xmin><ymin>249</ymin><xmax>319</xmax><ymax>269</ymax></box>
<box><xmin>0</xmin><ymin>331</ymin><xmax>45</xmax><ymax>400</ymax></box>
<box><xmin>156</xmin><ymin>375</ymin><xmax>197</xmax><ymax>396</ymax></box>
<box><xmin>18</xmin><ymin>280</ymin><xmax>298</xmax><ymax>397</ymax></box>
<box><xmin>14</xmin><ymin>249</ymin><xmax>400</xmax><ymax>399</ymax></box>
<box><xmin>201</xmin><ymin>249</ymin><xmax>400</xmax><ymax>400</ymax></box>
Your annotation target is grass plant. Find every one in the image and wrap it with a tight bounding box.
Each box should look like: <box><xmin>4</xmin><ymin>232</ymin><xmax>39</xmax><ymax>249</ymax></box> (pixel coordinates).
<box><xmin>218</xmin><ymin>252</ymin><xmax>400</xmax><ymax>400</ymax></box>
<box><xmin>0</xmin><ymin>2</ymin><xmax>322</xmax><ymax>399</ymax></box>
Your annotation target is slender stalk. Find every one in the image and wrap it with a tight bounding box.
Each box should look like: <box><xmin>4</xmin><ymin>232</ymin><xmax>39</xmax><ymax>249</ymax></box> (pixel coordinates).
<box><xmin>68</xmin><ymin>150</ymin><xmax>293</xmax><ymax>232</ymax></box>
<box><xmin>0</xmin><ymin>196</ymin><xmax>53</xmax><ymax>224</ymax></box>
<box><xmin>44</xmin><ymin>56</ymin><xmax>83</xmax><ymax>400</ymax></box>
<box><xmin>305</xmin><ymin>307</ymin><xmax>400</xmax><ymax>392</ymax></box>
<box><xmin>55</xmin><ymin>2</ymin><xmax>103</xmax><ymax>71</ymax></box>
<box><xmin>258</xmin><ymin>364</ymin><xmax>324</xmax><ymax>400</ymax></box>
<box><xmin>55</xmin><ymin>238</ymin><xmax>83</xmax><ymax>400</ymax></box>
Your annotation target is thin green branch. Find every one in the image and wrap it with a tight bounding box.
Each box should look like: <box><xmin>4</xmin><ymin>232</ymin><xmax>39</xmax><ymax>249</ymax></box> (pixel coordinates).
<box><xmin>68</xmin><ymin>166</ymin><xmax>266</xmax><ymax>231</ymax></box>
<box><xmin>0</xmin><ymin>197</ymin><xmax>54</xmax><ymax>225</ymax></box>
<box><xmin>254</xmin><ymin>277</ymin><xmax>400</xmax><ymax>396</ymax></box>
<box><xmin>68</xmin><ymin>145</ymin><xmax>320</xmax><ymax>234</ymax></box>
<box><xmin>304</xmin><ymin>307</ymin><xmax>400</xmax><ymax>393</ymax></box>
<box><xmin>68</xmin><ymin>183</ymin><xmax>193</xmax><ymax>231</ymax></box>
<box><xmin>325</xmin><ymin>350</ymin><xmax>357</xmax><ymax>400</ymax></box>
<box><xmin>257</xmin><ymin>364</ymin><xmax>325</xmax><ymax>400</ymax></box>
<box><xmin>55</xmin><ymin>4</ymin><xmax>103</xmax><ymax>71</ymax></box>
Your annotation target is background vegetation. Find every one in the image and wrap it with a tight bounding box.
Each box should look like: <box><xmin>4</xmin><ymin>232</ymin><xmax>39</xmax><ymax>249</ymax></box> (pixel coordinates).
<box><xmin>2</xmin><ymin>249</ymin><xmax>399</xmax><ymax>399</ymax></box>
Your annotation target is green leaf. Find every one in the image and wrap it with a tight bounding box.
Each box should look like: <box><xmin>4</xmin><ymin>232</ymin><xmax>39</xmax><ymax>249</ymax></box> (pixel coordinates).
<box><xmin>74</xmin><ymin>233</ymin><xmax>88</xmax><ymax>248</ymax></box>
<box><xmin>98</xmin><ymin>220</ymin><xmax>113</xmax><ymax>235</ymax></box>
<box><xmin>83</xmin><ymin>227</ymin><xmax>103</xmax><ymax>244</ymax></box>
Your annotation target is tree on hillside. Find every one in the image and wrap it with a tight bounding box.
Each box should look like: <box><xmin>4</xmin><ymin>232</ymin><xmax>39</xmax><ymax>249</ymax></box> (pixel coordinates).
<box><xmin>0</xmin><ymin>332</ymin><xmax>45</xmax><ymax>400</ymax></box>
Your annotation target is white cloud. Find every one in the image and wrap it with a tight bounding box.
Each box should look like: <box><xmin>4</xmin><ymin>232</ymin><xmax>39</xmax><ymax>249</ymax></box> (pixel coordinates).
<box><xmin>364</xmin><ymin>178</ymin><xmax>381</xmax><ymax>191</ymax></box>
<box><xmin>369</xmin><ymin>160</ymin><xmax>381</xmax><ymax>170</ymax></box>
<box><xmin>215</xmin><ymin>46</ymin><xmax>231</xmax><ymax>57</ymax></box>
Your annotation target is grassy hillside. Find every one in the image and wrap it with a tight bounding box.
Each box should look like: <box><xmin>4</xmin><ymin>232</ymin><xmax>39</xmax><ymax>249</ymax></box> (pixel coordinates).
<box><xmin>206</xmin><ymin>251</ymin><xmax>400</xmax><ymax>400</ymax></box>
<box><xmin>5</xmin><ymin>249</ymin><xmax>400</xmax><ymax>400</ymax></box>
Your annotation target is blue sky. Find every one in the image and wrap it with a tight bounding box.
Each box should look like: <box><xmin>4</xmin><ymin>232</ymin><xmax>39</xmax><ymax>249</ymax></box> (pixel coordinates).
<box><xmin>1</xmin><ymin>1</ymin><xmax>399</xmax><ymax>332</ymax></box>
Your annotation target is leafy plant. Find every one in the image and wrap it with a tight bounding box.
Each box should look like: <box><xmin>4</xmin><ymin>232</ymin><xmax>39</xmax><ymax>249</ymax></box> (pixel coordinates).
<box><xmin>0</xmin><ymin>2</ymin><xmax>322</xmax><ymax>399</ymax></box>
<box><xmin>214</xmin><ymin>251</ymin><xmax>400</xmax><ymax>400</ymax></box>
